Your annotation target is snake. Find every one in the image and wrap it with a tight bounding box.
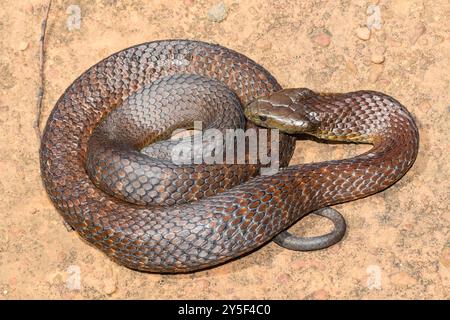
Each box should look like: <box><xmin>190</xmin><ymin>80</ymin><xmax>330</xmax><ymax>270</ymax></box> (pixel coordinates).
<box><xmin>40</xmin><ymin>40</ymin><xmax>419</xmax><ymax>273</ymax></box>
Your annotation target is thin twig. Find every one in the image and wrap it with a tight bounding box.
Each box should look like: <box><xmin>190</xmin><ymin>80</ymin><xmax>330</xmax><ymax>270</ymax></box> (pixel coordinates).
<box><xmin>34</xmin><ymin>0</ymin><xmax>52</xmax><ymax>141</ymax></box>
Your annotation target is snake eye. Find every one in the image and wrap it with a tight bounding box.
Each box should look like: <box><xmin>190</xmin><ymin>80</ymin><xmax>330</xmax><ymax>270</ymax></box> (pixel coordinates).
<box><xmin>258</xmin><ymin>115</ymin><xmax>268</xmax><ymax>122</ymax></box>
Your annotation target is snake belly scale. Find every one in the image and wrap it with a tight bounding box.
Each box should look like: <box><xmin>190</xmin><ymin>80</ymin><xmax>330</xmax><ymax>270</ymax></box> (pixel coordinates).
<box><xmin>40</xmin><ymin>40</ymin><xmax>419</xmax><ymax>273</ymax></box>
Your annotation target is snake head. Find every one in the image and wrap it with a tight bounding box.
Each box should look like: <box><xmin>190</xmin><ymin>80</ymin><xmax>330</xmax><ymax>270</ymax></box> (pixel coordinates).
<box><xmin>244</xmin><ymin>88</ymin><xmax>320</xmax><ymax>134</ymax></box>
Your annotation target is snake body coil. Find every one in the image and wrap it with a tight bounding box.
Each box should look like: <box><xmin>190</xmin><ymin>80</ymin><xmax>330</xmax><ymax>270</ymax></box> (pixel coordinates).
<box><xmin>40</xmin><ymin>40</ymin><xmax>419</xmax><ymax>272</ymax></box>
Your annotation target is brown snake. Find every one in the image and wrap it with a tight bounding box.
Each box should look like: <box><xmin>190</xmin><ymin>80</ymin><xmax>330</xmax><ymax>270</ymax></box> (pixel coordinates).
<box><xmin>40</xmin><ymin>40</ymin><xmax>419</xmax><ymax>273</ymax></box>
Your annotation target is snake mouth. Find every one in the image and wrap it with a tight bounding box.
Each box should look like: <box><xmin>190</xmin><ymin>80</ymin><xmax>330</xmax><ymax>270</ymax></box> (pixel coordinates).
<box><xmin>244</xmin><ymin>101</ymin><xmax>317</xmax><ymax>135</ymax></box>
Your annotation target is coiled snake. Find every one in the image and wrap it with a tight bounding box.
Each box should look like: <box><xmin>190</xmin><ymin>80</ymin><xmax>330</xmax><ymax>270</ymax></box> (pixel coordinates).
<box><xmin>40</xmin><ymin>40</ymin><xmax>419</xmax><ymax>273</ymax></box>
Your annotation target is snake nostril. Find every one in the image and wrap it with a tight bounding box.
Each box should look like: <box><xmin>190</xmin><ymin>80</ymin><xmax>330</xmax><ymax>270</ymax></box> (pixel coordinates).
<box><xmin>258</xmin><ymin>115</ymin><xmax>268</xmax><ymax>122</ymax></box>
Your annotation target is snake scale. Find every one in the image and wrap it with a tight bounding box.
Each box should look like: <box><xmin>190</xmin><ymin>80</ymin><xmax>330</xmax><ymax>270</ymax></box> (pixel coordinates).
<box><xmin>40</xmin><ymin>40</ymin><xmax>419</xmax><ymax>273</ymax></box>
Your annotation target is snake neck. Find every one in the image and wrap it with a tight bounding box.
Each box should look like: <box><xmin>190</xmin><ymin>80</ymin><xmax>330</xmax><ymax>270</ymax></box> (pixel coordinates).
<box><xmin>292</xmin><ymin>91</ymin><xmax>419</xmax><ymax>208</ymax></box>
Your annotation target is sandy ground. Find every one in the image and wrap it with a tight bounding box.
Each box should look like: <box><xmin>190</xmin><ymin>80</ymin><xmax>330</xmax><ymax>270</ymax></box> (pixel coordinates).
<box><xmin>0</xmin><ymin>0</ymin><xmax>449</xmax><ymax>299</ymax></box>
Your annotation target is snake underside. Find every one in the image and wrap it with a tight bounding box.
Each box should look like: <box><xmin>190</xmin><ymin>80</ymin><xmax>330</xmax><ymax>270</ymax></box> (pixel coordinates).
<box><xmin>40</xmin><ymin>40</ymin><xmax>419</xmax><ymax>272</ymax></box>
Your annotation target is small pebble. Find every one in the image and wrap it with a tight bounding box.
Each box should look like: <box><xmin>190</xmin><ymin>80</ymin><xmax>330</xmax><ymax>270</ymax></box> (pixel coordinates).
<box><xmin>48</xmin><ymin>271</ymin><xmax>64</xmax><ymax>284</ymax></box>
<box><xmin>197</xmin><ymin>279</ymin><xmax>211</xmax><ymax>290</ymax></box>
<box><xmin>409</xmin><ymin>22</ymin><xmax>426</xmax><ymax>45</ymax></box>
<box><xmin>431</xmin><ymin>35</ymin><xmax>445</xmax><ymax>46</ymax></box>
<box><xmin>371</xmin><ymin>46</ymin><xmax>386</xmax><ymax>64</ymax></box>
<box><xmin>377</xmin><ymin>78</ymin><xmax>390</xmax><ymax>87</ymax></box>
<box><xmin>370</xmin><ymin>54</ymin><xmax>384</xmax><ymax>64</ymax></box>
<box><xmin>440</xmin><ymin>247</ymin><xmax>450</xmax><ymax>268</ymax></box>
<box><xmin>312</xmin><ymin>289</ymin><xmax>330</xmax><ymax>300</ymax></box>
<box><xmin>418</xmin><ymin>101</ymin><xmax>432</xmax><ymax>113</ymax></box>
<box><xmin>346</xmin><ymin>61</ymin><xmax>358</xmax><ymax>75</ymax></box>
<box><xmin>207</xmin><ymin>2</ymin><xmax>228</xmax><ymax>23</ymax></box>
<box><xmin>103</xmin><ymin>278</ymin><xmax>117</xmax><ymax>295</ymax></box>
<box><xmin>368</xmin><ymin>64</ymin><xmax>384</xmax><ymax>83</ymax></box>
<box><xmin>311</xmin><ymin>32</ymin><xmax>332</xmax><ymax>47</ymax></box>
<box><xmin>256</xmin><ymin>40</ymin><xmax>272</xmax><ymax>51</ymax></box>
<box><xmin>355</xmin><ymin>27</ymin><xmax>371</xmax><ymax>40</ymax></box>
<box><xmin>390</xmin><ymin>272</ymin><xmax>417</xmax><ymax>286</ymax></box>
<box><xmin>18</xmin><ymin>41</ymin><xmax>29</xmax><ymax>51</ymax></box>
<box><xmin>183</xmin><ymin>0</ymin><xmax>195</xmax><ymax>6</ymax></box>
<box><xmin>277</xmin><ymin>273</ymin><xmax>291</xmax><ymax>285</ymax></box>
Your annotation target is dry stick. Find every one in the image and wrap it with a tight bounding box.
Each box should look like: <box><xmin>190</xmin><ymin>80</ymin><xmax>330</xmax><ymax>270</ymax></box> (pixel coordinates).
<box><xmin>33</xmin><ymin>0</ymin><xmax>52</xmax><ymax>141</ymax></box>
